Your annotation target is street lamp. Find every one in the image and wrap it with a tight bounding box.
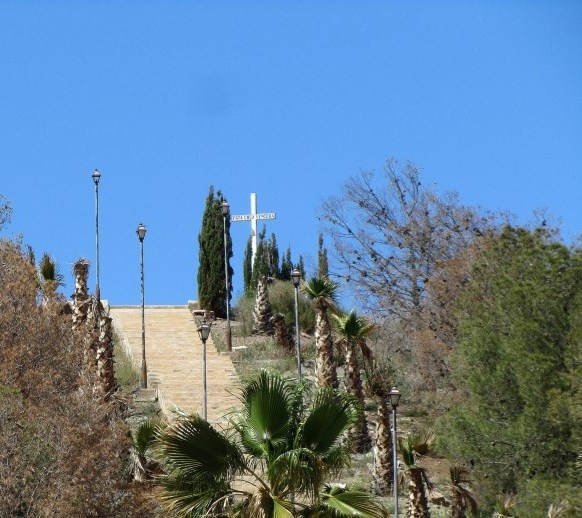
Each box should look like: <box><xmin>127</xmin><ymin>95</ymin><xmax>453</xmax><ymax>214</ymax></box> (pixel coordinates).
<box><xmin>197</xmin><ymin>319</ymin><xmax>212</xmax><ymax>420</ymax></box>
<box><xmin>221</xmin><ymin>200</ymin><xmax>232</xmax><ymax>352</ymax></box>
<box><xmin>136</xmin><ymin>223</ymin><xmax>147</xmax><ymax>389</ymax></box>
<box><xmin>92</xmin><ymin>169</ymin><xmax>101</xmax><ymax>300</ymax></box>
<box><xmin>389</xmin><ymin>386</ymin><xmax>401</xmax><ymax>518</ymax></box>
<box><xmin>291</xmin><ymin>268</ymin><xmax>302</xmax><ymax>380</ymax></box>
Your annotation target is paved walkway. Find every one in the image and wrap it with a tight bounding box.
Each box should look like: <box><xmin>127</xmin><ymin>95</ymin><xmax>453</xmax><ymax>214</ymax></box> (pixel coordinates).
<box><xmin>109</xmin><ymin>304</ymin><xmax>240</xmax><ymax>424</ymax></box>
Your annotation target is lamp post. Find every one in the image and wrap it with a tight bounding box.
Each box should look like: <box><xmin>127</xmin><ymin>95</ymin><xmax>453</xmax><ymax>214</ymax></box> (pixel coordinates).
<box><xmin>389</xmin><ymin>386</ymin><xmax>401</xmax><ymax>518</ymax></box>
<box><xmin>136</xmin><ymin>223</ymin><xmax>147</xmax><ymax>389</ymax></box>
<box><xmin>221</xmin><ymin>200</ymin><xmax>232</xmax><ymax>352</ymax></box>
<box><xmin>92</xmin><ymin>169</ymin><xmax>101</xmax><ymax>300</ymax></box>
<box><xmin>197</xmin><ymin>319</ymin><xmax>212</xmax><ymax>420</ymax></box>
<box><xmin>291</xmin><ymin>268</ymin><xmax>302</xmax><ymax>380</ymax></box>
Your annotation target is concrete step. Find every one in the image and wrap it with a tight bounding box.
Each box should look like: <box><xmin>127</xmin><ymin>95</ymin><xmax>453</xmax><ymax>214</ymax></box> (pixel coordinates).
<box><xmin>110</xmin><ymin>305</ymin><xmax>240</xmax><ymax>424</ymax></box>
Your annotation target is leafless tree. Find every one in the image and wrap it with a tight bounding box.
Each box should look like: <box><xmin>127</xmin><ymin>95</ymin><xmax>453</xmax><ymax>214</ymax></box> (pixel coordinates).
<box><xmin>319</xmin><ymin>158</ymin><xmax>497</xmax><ymax>326</ymax></box>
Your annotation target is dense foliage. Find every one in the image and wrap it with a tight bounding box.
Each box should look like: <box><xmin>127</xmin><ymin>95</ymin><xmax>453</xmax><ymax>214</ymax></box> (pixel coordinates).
<box><xmin>155</xmin><ymin>371</ymin><xmax>387</xmax><ymax>517</ymax></box>
<box><xmin>0</xmin><ymin>239</ymin><xmax>156</xmax><ymax>517</ymax></box>
<box><xmin>439</xmin><ymin>226</ymin><xmax>582</xmax><ymax>516</ymax></box>
<box><xmin>242</xmin><ymin>226</ymin><xmax>305</xmax><ymax>295</ymax></box>
<box><xmin>197</xmin><ymin>186</ymin><xmax>233</xmax><ymax>318</ymax></box>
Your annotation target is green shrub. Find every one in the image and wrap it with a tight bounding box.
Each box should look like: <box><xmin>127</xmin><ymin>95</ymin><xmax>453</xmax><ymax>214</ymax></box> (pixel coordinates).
<box><xmin>113</xmin><ymin>334</ymin><xmax>140</xmax><ymax>390</ymax></box>
<box><xmin>233</xmin><ymin>279</ymin><xmax>315</xmax><ymax>336</ymax></box>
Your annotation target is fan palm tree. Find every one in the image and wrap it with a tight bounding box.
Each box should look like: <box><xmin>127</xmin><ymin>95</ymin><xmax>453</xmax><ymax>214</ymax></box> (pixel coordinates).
<box><xmin>372</xmin><ymin>380</ymin><xmax>393</xmax><ymax>496</ymax></box>
<box><xmin>398</xmin><ymin>433</ymin><xmax>434</xmax><ymax>518</ymax></box>
<box><xmin>492</xmin><ymin>494</ymin><xmax>516</xmax><ymax>518</ymax></box>
<box><xmin>331</xmin><ymin>310</ymin><xmax>376</xmax><ymax>453</ymax></box>
<box><xmin>155</xmin><ymin>370</ymin><xmax>387</xmax><ymax>517</ymax></box>
<box><xmin>302</xmin><ymin>277</ymin><xmax>339</xmax><ymax>389</ymax></box>
<box><xmin>38</xmin><ymin>252</ymin><xmax>65</xmax><ymax>304</ymax></box>
<box><xmin>127</xmin><ymin>418</ymin><xmax>166</xmax><ymax>482</ymax></box>
<box><xmin>449</xmin><ymin>466</ymin><xmax>477</xmax><ymax>518</ymax></box>
<box><xmin>253</xmin><ymin>275</ymin><xmax>274</xmax><ymax>335</ymax></box>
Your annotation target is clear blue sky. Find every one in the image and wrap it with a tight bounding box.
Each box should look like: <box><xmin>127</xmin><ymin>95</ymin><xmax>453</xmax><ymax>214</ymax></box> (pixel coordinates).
<box><xmin>1</xmin><ymin>1</ymin><xmax>581</xmax><ymax>305</ymax></box>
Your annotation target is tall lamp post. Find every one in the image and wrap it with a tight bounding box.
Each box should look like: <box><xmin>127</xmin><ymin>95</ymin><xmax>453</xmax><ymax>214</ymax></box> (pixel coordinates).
<box><xmin>92</xmin><ymin>169</ymin><xmax>101</xmax><ymax>300</ymax></box>
<box><xmin>389</xmin><ymin>386</ymin><xmax>401</xmax><ymax>518</ymax></box>
<box><xmin>221</xmin><ymin>201</ymin><xmax>232</xmax><ymax>352</ymax></box>
<box><xmin>291</xmin><ymin>268</ymin><xmax>302</xmax><ymax>380</ymax></box>
<box><xmin>197</xmin><ymin>319</ymin><xmax>212</xmax><ymax>420</ymax></box>
<box><xmin>136</xmin><ymin>223</ymin><xmax>147</xmax><ymax>389</ymax></box>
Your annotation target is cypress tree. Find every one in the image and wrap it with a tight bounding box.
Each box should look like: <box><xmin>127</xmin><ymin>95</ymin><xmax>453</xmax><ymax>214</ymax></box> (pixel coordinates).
<box><xmin>243</xmin><ymin>237</ymin><xmax>253</xmax><ymax>296</ymax></box>
<box><xmin>317</xmin><ymin>232</ymin><xmax>329</xmax><ymax>279</ymax></box>
<box><xmin>280</xmin><ymin>246</ymin><xmax>292</xmax><ymax>281</ymax></box>
<box><xmin>297</xmin><ymin>255</ymin><xmax>306</xmax><ymax>278</ymax></box>
<box><xmin>197</xmin><ymin>186</ymin><xmax>233</xmax><ymax>318</ymax></box>
<box><xmin>249</xmin><ymin>226</ymin><xmax>281</xmax><ymax>293</ymax></box>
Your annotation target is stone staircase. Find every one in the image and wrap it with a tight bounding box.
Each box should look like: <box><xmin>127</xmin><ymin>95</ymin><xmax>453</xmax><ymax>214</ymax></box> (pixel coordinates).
<box><xmin>109</xmin><ymin>304</ymin><xmax>240</xmax><ymax>424</ymax></box>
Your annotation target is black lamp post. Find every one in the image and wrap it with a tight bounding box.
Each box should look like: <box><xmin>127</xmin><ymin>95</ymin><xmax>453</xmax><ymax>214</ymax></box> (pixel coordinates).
<box><xmin>92</xmin><ymin>169</ymin><xmax>101</xmax><ymax>300</ymax></box>
<box><xmin>389</xmin><ymin>386</ymin><xmax>401</xmax><ymax>518</ymax></box>
<box><xmin>291</xmin><ymin>268</ymin><xmax>302</xmax><ymax>380</ymax></box>
<box><xmin>221</xmin><ymin>201</ymin><xmax>232</xmax><ymax>352</ymax></box>
<box><xmin>136</xmin><ymin>223</ymin><xmax>147</xmax><ymax>389</ymax></box>
<box><xmin>197</xmin><ymin>319</ymin><xmax>212</xmax><ymax>420</ymax></box>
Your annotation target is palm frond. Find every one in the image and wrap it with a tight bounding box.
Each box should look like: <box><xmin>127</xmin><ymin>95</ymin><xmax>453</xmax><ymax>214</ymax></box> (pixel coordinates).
<box><xmin>39</xmin><ymin>252</ymin><xmax>65</xmax><ymax>286</ymax></box>
<box><xmin>134</xmin><ymin>417</ymin><xmax>164</xmax><ymax>454</ymax></box>
<box><xmin>318</xmin><ymin>485</ymin><xmax>388</xmax><ymax>517</ymax></box>
<box><xmin>450</xmin><ymin>465</ymin><xmax>478</xmax><ymax>516</ymax></box>
<box><xmin>332</xmin><ymin>310</ymin><xmax>377</xmax><ymax>341</ymax></box>
<box><xmin>494</xmin><ymin>493</ymin><xmax>517</xmax><ymax>515</ymax></box>
<box><xmin>157</xmin><ymin>414</ymin><xmax>244</xmax><ymax>481</ymax></box>
<box><xmin>301</xmin><ymin>389</ymin><xmax>357</xmax><ymax>455</ymax></box>
<box><xmin>236</xmin><ymin>370</ymin><xmax>294</xmax><ymax>458</ymax></box>
<box><xmin>302</xmin><ymin>277</ymin><xmax>339</xmax><ymax>307</ymax></box>
<box><xmin>271</xmin><ymin>447</ymin><xmax>324</xmax><ymax>499</ymax></box>
<box><xmin>161</xmin><ymin>471</ymin><xmax>234</xmax><ymax>518</ymax></box>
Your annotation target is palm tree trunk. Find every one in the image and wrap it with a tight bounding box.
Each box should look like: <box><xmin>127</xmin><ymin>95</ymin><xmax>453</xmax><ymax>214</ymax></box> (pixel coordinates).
<box><xmin>271</xmin><ymin>313</ymin><xmax>294</xmax><ymax>352</ymax></box>
<box><xmin>72</xmin><ymin>259</ymin><xmax>116</xmax><ymax>400</ymax></box>
<box><xmin>252</xmin><ymin>275</ymin><xmax>274</xmax><ymax>336</ymax></box>
<box><xmin>314</xmin><ymin>308</ymin><xmax>338</xmax><ymax>389</ymax></box>
<box><xmin>94</xmin><ymin>301</ymin><xmax>117</xmax><ymax>398</ymax></box>
<box><xmin>72</xmin><ymin>259</ymin><xmax>91</xmax><ymax>334</ymax></box>
<box><xmin>450</xmin><ymin>497</ymin><xmax>466</xmax><ymax>518</ymax></box>
<box><xmin>345</xmin><ymin>342</ymin><xmax>371</xmax><ymax>453</ymax></box>
<box><xmin>407</xmin><ymin>469</ymin><xmax>431</xmax><ymax>518</ymax></box>
<box><xmin>373</xmin><ymin>397</ymin><xmax>393</xmax><ymax>495</ymax></box>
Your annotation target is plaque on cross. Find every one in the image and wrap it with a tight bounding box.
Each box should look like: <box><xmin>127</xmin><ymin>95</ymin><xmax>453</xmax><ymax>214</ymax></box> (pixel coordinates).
<box><xmin>231</xmin><ymin>193</ymin><xmax>276</xmax><ymax>269</ymax></box>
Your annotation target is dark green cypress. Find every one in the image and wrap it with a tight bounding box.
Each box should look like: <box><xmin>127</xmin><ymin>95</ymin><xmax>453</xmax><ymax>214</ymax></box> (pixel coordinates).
<box><xmin>297</xmin><ymin>255</ymin><xmax>306</xmax><ymax>279</ymax></box>
<box><xmin>317</xmin><ymin>232</ymin><xmax>329</xmax><ymax>279</ymax></box>
<box><xmin>280</xmin><ymin>246</ymin><xmax>292</xmax><ymax>281</ymax></box>
<box><xmin>197</xmin><ymin>186</ymin><xmax>233</xmax><ymax>318</ymax></box>
<box><xmin>243</xmin><ymin>236</ymin><xmax>253</xmax><ymax>296</ymax></box>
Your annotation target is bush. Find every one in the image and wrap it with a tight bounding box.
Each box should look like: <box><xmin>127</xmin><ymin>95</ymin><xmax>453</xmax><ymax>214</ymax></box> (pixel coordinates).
<box><xmin>234</xmin><ymin>279</ymin><xmax>315</xmax><ymax>336</ymax></box>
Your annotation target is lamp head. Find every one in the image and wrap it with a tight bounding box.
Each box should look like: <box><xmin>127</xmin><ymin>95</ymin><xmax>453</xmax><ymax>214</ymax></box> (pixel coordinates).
<box><xmin>136</xmin><ymin>223</ymin><xmax>147</xmax><ymax>241</ymax></box>
<box><xmin>221</xmin><ymin>200</ymin><xmax>230</xmax><ymax>217</ymax></box>
<box><xmin>197</xmin><ymin>319</ymin><xmax>212</xmax><ymax>342</ymax></box>
<box><xmin>92</xmin><ymin>169</ymin><xmax>101</xmax><ymax>185</ymax></box>
<box><xmin>389</xmin><ymin>386</ymin><xmax>401</xmax><ymax>409</ymax></box>
<box><xmin>291</xmin><ymin>268</ymin><xmax>301</xmax><ymax>287</ymax></box>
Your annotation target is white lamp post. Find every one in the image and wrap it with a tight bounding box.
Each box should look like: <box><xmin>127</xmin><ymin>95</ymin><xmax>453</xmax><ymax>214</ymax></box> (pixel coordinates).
<box><xmin>136</xmin><ymin>223</ymin><xmax>147</xmax><ymax>388</ymax></box>
<box><xmin>221</xmin><ymin>200</ymin><xmax>232</xmax><ymax>352</ymax></box>
<box><xmin>389</xmin><ymin>386</ymin><xmax>401</xmax><ymax>518</ymax></box>
<box><xmin>197</xmin><ymin>319</ymin><xmax>212</xmax><ymax>420</ymax></box>
<box><xmin>92</xmin><ymin>169</ymin><xmax>101</xmax><ymax>300</ymax></box>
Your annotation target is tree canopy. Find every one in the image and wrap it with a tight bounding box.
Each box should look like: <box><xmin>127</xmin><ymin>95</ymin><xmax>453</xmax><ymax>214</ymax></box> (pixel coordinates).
<box><xmin>319</xmin><ymin>158</ymin><xmax>497</xmax><ymax>324</ymax></box>
<box><xmin>438</xmin><ymin>225</ymin><xmax>582</xmax><ymax>515</ymax></box>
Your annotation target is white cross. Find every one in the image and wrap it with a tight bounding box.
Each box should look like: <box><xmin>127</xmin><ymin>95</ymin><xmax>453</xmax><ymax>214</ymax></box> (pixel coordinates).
<box><xmin>231</xmin><ymin>193</ymin><xmax>276</xmax><ymax>269</ymax></box>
